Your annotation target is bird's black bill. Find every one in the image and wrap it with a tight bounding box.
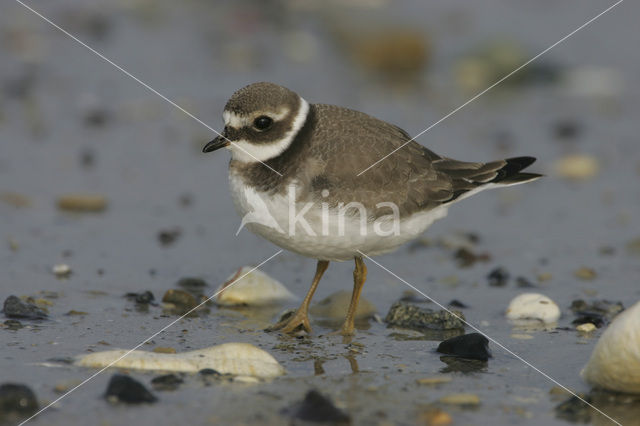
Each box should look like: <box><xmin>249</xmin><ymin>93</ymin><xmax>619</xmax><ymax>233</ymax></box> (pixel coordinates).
<box><xmin>202</xmin><ymin>136</ymin><xmax>230</xmax><ymax>153</ymax></box>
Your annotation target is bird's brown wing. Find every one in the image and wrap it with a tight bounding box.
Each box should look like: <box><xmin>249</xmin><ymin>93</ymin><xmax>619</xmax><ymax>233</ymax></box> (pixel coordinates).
<box><xmin>303</xmin><ymin>104</ymin><xmax>539</xmax><ymax>218</ymax></box>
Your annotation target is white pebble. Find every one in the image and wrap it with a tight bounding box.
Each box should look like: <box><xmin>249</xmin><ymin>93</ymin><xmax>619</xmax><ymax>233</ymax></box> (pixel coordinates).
<box><xmin>52</xmin><ymin>264</ymin><xmax>71</xmax><ymax>278</ymax></box>
<box><xmin>215</xmin><ymin>266</ymin><xmax>296</xmax><ymax>306</ymax></box>
<box><xmin>505</xmin><ymin>293</ymin><xmax>561</xmax><ymax>324</ymax></box>
<box><xmin>581</xmin><ymin>300</ymin><xmax>640</xmax><ymax>393</ymax></box>
<box><xmin>75</xmin><ymin>342</ymin><xmax>285</xmax><ymax>379</ymax></box>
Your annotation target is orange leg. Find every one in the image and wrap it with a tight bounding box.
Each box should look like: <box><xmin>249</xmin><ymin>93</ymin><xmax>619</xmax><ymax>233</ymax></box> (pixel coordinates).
<box><xmin>339</xmin><ymin>257</ymin><xmax>367</xmax><ymax>336</ymax></box>
<box><xmin>269</xmin><ymin>260</ymin><xmax>329</xmax><ymax>334</ymax></box>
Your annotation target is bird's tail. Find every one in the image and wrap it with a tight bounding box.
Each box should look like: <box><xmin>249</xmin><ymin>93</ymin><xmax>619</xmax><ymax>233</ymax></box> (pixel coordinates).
<box><xmin>434</xmin><ymin>156</ymin><xmax>542</xmax><ymax>202</ymax></box>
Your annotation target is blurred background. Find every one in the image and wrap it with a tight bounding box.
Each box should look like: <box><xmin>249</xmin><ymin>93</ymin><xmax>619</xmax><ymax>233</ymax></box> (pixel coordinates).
<box><xmin>1</xmin><ymin>0</ymin><xmax>639</xmax><ymax>425</ymax></box>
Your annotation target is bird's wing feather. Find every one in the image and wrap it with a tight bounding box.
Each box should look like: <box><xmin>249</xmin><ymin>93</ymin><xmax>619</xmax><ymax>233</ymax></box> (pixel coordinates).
<box><xmin>302</xmin><ymin>104</ymin><xmax>539</xmax><ymax>217</ymax></box>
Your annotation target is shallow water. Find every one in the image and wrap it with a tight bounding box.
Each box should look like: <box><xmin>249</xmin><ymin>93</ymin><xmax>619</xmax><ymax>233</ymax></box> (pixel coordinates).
<box><xmin>1</xmin><ymin>1</ymin><xmax>639</xmax><ymax>425</ymax></box>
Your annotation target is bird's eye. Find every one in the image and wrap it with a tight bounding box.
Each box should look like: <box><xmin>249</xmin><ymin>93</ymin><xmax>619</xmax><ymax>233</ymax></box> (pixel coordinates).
<box><xmin>253</xmin><ymin>116</ymin><xmax>273</xmax><ymax>131</ymax></box>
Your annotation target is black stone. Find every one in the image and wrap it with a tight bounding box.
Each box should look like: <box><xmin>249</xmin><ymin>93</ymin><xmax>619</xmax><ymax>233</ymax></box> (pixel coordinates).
<box><xmin>487</xmin><ymin>267</ymin><xmax>510</xmax><ymax>287</ymax></box>
<box><xmin>453</xmin><ymin>248</ymin><xmax>490</xmax><ymax>268</ymax></box>
<box><xmin>448</xmin><ymin>300</ymin><xmax>468</xmax><ymax>309</ymax></box>
<box><xmin>135</xmin><ymin>291</ymin><xmax>154</xmax><ymax>304</ymax></box>
<box><xmin>151</xmin><ymin>374</ymin><xmax>183</xmax><ymax>391</ymax></box>
<box><xmin>291</xmin><ymin>390</ymin><xmax>351</xmax><ymax>424</ymax></box>
<box><xmin>124</xmin><ymin>291</ymin><xmax>156</xmax><ymax>308</ymax></box>
<box><xmin>437</xmin><ymin>333</ymin><xmax>491</xmax><ymax>361</ymax></box>
<box><xmin>104</xmin><ymin>374</ymin><xmax>157</xmax><ymax>404</ymax></box>
<box><xmin>385</xmin><ymin>302</ymin><xmax>465</xmax><ymax>331</ymax></box>
<box><xmin>570</xmin><ymin>300</ymin><xmax>624</xmax><ymax>323</ymax></box>
<box><xmin>198</xmin><ymin>369</ymin><xmax>222</xmax><ymax>376</ymax></box>
<box><xmin>157</xmin><ymin>228</ymin><xmax>181</xmax><ymax>247</ymax></box>
<box><xmin>0</xmin><ymin>383</ymin><xmax>38</xmax><ymax>418</ymax></box>
<box><xmin>2</xmin><ymin>296</ymin><xmax>48</xmax><ymax>320</ymax></box>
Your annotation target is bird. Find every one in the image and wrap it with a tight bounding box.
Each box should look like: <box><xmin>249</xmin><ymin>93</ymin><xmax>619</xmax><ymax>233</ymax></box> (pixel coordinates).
<box><xmin>203</xmin><ymin>82</ymin><xmax>541</xmax><ymax>336</ymax></box>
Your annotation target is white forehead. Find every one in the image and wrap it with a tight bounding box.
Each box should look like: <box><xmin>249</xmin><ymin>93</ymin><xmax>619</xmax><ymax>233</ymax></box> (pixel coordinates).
<box><xmin>222</xmin><ymin>107</ymin><xmax>290</xmax><ymax>129</ymax></box>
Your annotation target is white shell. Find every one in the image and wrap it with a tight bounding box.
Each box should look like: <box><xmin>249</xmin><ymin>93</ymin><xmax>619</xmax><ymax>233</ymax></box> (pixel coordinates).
<box><xmin>215</xmin><ymin>266</ymin><xmax>297</xmax><ymax>306</ymax></box>
<box><xmin>505</xmin><ymin>293</ymin><xmax>561</xmax><ymax>323</ymax></box>
<box><xmin>75</xmin><ymin>343</ymin><xmax>285</xmax><ymax>379</ymax></box>
<box><xmin>581</xmin><ymin>300</ymin><xmax>640</xmax><ymax>393</ymax></box>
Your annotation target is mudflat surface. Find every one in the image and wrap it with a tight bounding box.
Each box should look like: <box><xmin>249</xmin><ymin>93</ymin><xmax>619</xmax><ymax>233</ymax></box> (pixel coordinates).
<box><xmin>1</xmin><ymin>1</ymin><xmax>639</xmax><ymax>425</ymax></box>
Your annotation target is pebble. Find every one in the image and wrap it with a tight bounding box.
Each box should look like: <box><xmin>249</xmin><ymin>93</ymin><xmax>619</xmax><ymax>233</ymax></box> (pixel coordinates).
<box><xmin>385</xmin><ymin>302</ymin><xmax>465</xmax><ymax>331</ymax></box>
<box><xmin>419</xmin><ymin>408</ymin><xmax>453</xmax><ymax>426</ymax></box>
<box><xmin>125</xmin><ymin>291</ymin><xmax>155</xmax><ymax>306</ymax></box>
<box><xmin>581</xmin><ymin>300</ymin><xmax>640</xmax><ymax>393</ymax></box>
<box><xmin>453</xmin><ymin>248</ymin><xmax>490</xmax><ymax>268</ymax></box>
<box><xmin>310</xmin><ymin>290</ymin><xmax>376</xmax><ymax>321</ymax></box>
<box><xmin>505</xmin><ymin>293</ymin><xmax>560</xmax><ymax>323</ymax></box>
<box><xmin>53</xmin><ymin>381</ymin><xmax>76</xmax><ymax>394</ymax></box>
<box><xmin>570</xmin><ymin>300</ymin><xmax>624</xmax><ymax>319</ymax></box>
<box><xmin>290</xmin><ymin>390</ymin><xmax>350</xmax><ymax>424</ymax></box>
<box><xmin>416</xmin><ymin>376</ymin><xmax>452</xmax><ymax>386</ymax></box>
<box><xmin>56</xmin><ymin>194</ymin><xmax>107</xmax><ymax>212</ymax></box>
<box><xmin>553</xmin><ymin>119</ymin><xmax>582</xmax><ymax>140</ymax></box>
<box><xmin>438</xmin><ymin>393</ymin><xmax>481</xmax><ymax>406</ymax></box>
<box><xmin>162</xmin><ymin>289</ymin><xmax>198</xmax><ymax>314</ymax></box>
<box><xmin>455</xmin><ymin>41</ymin><xmax>557</xmax><ymax>94</ymax></box>
<box><xmin>553</xmin><ymin>154</ymin><xmax>599</xmax><ymax>180</ymax></box>
<box><xmin>152</xmin><ymin>347</ymin><xmax>176</xmax><ymax>354</ymax></box>
<box><xmin>157</xmin><ymin>228</ymin><xmax>181</xmax><ymax>247</ymax></box>
<box><xmin>76</xmin><ymin>342</ymin><xmax>286</xmax><ymax>379</ymax></box>
<box><xmin>2</xmin><ymin>295</ymin><xmax>48</xmax><ymax>320</ymax></box>
<box><xmin>574</xmin><ymin>267</ymin><xmax>597</xmax><ymax>281</ymax></box>
<box><xmin>52</xmin><ymin>263</ymin><xmax>72</xmax><ymax>278</ymax></box>
<box><xmin>151</xmin><ymin>374</ymin><xmax>183</xmax><ymax>391</ymax></box>
<box><xmin>536</xmin><ymin>273</ymin><xmax>552</xmax><ymax>283</ymax></box>
<box><xmin>576</xmin><ymin>323</ymin><xmax>596</xmax><ymax>333</ymax></box>
<box><xmin>487</xmin><ymin>267</ymin><xmax>510</xmax><ymax>287</ymax></box>
<box><xmin>104</xmin><ymin>374</ymin><xmax>157</xmax><ymax>404</ymax></box>
<box><xmin>0</xmin><ymin>383</ymin><xmax>39</xmax><ymax>420</ymax></box>
<box><xmin>343</xmin><ymin>28</ymin><xmax>429</xmax><ymax>81</ymax></box>
<box><xmin>0</xmin><ymin>192</ymin><xmax>31</xmax><ymax>208</ymax></box>
<box><xmin>436</xmin><ymin>333</ymin><xmax>491</xmax><ymax>361</ymax></box>
<box><xmin>570</xmin><ymin>299</ymin><xmax>624</xmax><ymax>328</ymax></box>
<box><xmin>215</xmin><ymin>266</ymin><xmax>296</xmax><ymax>306</ymax></box>
<box><xmin>510</xmin><ymin>333</ymin><xmax>534</xmax><ymax>340</ymax></box>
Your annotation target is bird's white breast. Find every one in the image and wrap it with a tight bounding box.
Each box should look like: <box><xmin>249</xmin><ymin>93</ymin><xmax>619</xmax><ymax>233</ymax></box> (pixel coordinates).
<box><xmin>228</xmin><ymin>171</ymin><xmax>448</xmax><ymax>261</ymax></box>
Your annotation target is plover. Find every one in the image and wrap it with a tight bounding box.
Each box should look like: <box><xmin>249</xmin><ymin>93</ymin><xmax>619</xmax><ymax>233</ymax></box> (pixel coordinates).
<box><xmin>203</xmin><ymin>82</ymin><xmax>541</xmax><ymax>336</ymax></box>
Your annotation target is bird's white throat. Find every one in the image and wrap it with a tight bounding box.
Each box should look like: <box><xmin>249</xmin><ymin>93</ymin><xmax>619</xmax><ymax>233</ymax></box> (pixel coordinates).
<box><xmin>225</xmin><ymin>97</ymin><xmax>309</xmax><ymax>163</ymax></box>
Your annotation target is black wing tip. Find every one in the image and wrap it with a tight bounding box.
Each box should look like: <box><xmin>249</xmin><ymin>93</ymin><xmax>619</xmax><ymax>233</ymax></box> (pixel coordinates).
<box><xmin>505</xmin><ymin>156</ymin><xmax>537</xmax><ymax>170</ymax></box>
<box><xmin>493</xmin><ymin>156</ymin><xmax>540</xmax><ymax>183</ymax></box>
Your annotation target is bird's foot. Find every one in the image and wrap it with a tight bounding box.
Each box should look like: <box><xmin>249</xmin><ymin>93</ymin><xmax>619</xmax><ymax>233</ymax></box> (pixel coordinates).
<box><xmin>266</xmin><ymin>310</ymin><xmax>312</xmax><ymax>335</ymax></box>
